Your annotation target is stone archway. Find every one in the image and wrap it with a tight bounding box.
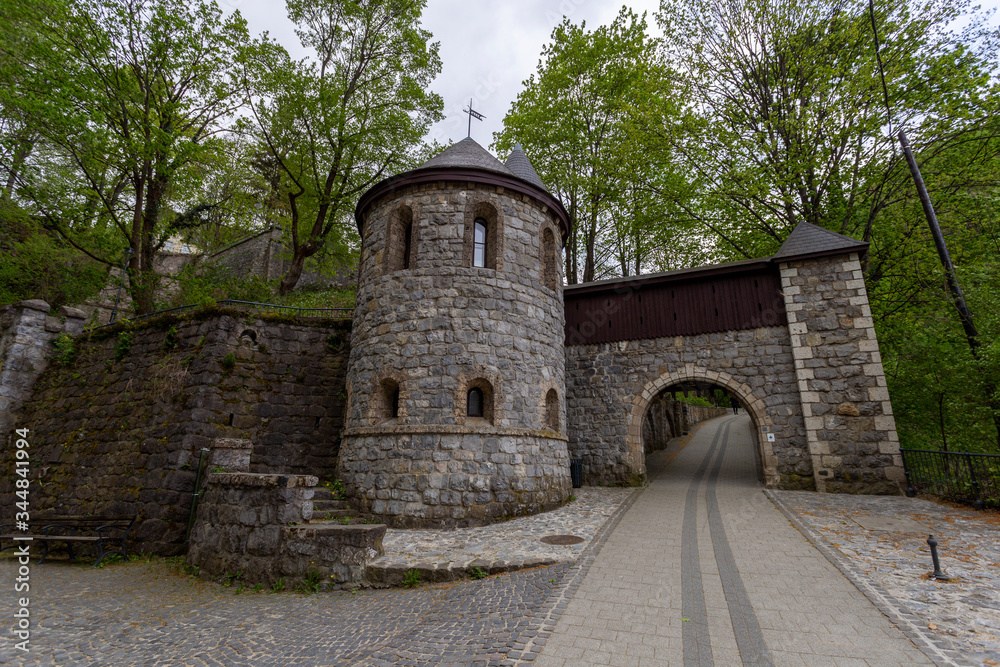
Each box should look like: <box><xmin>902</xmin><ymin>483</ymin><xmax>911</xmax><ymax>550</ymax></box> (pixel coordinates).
<box><xmin>627</xmin><ymin>364</ymin><xmax>780</xmax><ymax>487</ymax></box>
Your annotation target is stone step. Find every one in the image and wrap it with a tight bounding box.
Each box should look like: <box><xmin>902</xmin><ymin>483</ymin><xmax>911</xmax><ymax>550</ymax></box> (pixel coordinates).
<box><xmin>311</xmin><ymin>487</ymin><xmax>337</xmax><ymax>501</ymax></box>
<box><xmin>308</xmin><ymin>514</ymin><xmax>381</xmax><ymax>526</ymax></box>
<box><xmin>313</xmin><ymin>499</ymin><xmax>350</xmax><ymax>512</ymax></box>
<box><xmin>365</xmin><ymin>557</ymin><xmax>558</xmax><ymax>587</ymax></box>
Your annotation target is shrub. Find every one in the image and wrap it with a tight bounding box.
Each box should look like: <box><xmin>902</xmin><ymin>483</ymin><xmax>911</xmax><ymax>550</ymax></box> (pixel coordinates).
<box><xmin>163</xmin><ymin>326</ymin><xmax>178</xmax><ymax>351</ymax></box>
<box><xmin>52</xmin><ymin>334</ymin><xmax>76</xmax><ymax>366</ymax></box>
<box><xmin>295</xmin><ymin>570</ymin><xmax>323</xmax><ymax>594</ymax></box>
<box><xmin>114</xmin><ymin>330</ymin><xmax>134</xmax><ymax>361</ymax></box>
<box><xmin>402</xmin><ymin>569</ymin><xmax>421</xmax><ymax>588</ymax></box>
<box><xmin>0</xmin><ymin>205</ymin><xmax>108</xmax><ymax>308</ymax></box>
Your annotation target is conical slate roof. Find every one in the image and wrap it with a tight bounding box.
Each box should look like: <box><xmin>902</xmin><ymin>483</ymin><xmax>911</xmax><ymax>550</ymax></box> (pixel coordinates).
<box><xmin>772</xmin><ymin>221</ymin><xmax>869</xmax><ymax>261</ymax></box>
<box><xmin>416</xmin><ymin>137</ymin><xmax>516</xmax><ymax>178</ymax></box>
<box><xmin>357</xmin><ymin>136</ymin><xmax>570</xmax><ymax>240</ymax></box>
<box><xmin>504</xmin><ymin>144</ymin><xmax>546</xmax><ymax>190</ymax></box>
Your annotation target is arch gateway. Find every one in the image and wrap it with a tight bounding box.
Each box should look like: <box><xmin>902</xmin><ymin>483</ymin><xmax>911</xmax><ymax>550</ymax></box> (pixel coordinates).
<box><xmin>564</xmin><ymin>221</ymin><xmax>906</xmax><ymax>494</ymax></box>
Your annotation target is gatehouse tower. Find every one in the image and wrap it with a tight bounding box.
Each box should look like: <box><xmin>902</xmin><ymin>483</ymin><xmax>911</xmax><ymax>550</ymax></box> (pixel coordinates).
<box><xmin>337</xmin><ymin>138</ymin><xmax>572</xmax><ymax>527</ymax></box>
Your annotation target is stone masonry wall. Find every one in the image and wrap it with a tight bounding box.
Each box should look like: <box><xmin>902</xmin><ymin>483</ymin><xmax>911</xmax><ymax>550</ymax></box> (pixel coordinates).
<box><xmin>346</xmin><ymin>181</ymin><xmax>566</xmax><ymax>431</ymax></box>
<box><xmin>642</xmin><ymin>394</ymin><xmax>729</xmax><ymax>455</ymax></box>
<box><xmin>210</xmin><ymin>228</ymin><xmax>281</xmax><ymax>281</ymax></box>
<box><xmin>779</xmin><ymin>253</ymin><xmax>904</xmax><ymax>493</ymax></box>
<box><xmin>208</xmin><ymin>227</ymin><xmax>355</xmax><ymax>289</ymax></box>
<box><xmin>187</xmin><ymin>473</ymin><xmax>385</xmax><ymax>588</ymax></box>
<box><xmin>566</xmin><ymin>327</ymin><xmax>809</xmax><ymax>488</ymax></box>
<box><xmin>0</xmin><ymin>300</ymin><xmax>86</xmax><ymax>442</ymax></box>
<box><xmin>0</xmin><ymin>311</ymin><xmax>351</xmax><ymax>554</ymax></box>
<box><xmin>343</xmin><ymin>430</ymin><xmax>570</xmax><ymax>527</ymax></box>
<box><xmin>339</xmin><ymin>180</ymin><xmax>570</xmax><ymax>527</ymax></box>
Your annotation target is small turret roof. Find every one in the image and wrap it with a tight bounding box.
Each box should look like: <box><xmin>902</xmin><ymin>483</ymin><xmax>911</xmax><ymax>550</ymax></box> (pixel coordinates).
<box><xmin>504</xmin><ymin>143</ymin><xmax>546</xmax><ymax>190</ymax></box>
<box><xmin>415</xmin><ymin>137</ymin><xmax>516</xmax><ymax>177</ymax></box>
<box><xmin>356</xmin><ymin>136</ymin><xmax>570</xmax><ymax>241</ymax></box>
<box><xmin>772</xmin><ymin>221</ymin><xmax>869</xmax><ymax>262</ymax></box>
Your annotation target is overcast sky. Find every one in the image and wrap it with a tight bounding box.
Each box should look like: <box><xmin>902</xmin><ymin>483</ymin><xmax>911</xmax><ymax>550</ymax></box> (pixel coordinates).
<box><xmin>227</xmin><ymin>0</ymin><xmax>999</xmax><ymax>157</ymax></box>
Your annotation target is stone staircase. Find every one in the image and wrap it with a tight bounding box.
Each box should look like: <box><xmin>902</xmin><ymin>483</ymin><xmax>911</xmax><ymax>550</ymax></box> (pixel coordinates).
<box><xmin>307</xmin><ymin>486</ymin><xmax>380</xmax><ymax>525</ymax></box>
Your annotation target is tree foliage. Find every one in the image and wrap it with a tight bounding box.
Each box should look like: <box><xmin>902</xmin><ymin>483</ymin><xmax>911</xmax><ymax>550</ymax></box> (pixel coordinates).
<box><xmin>495</xmin><ymin>8</ymin><xmax>691</xmax><ymax>283</ymax></box>
<box><xmin>239</xmin><ymin>0</ymin><xmax>444</xmax><ymax>294</ymax></box>
<box><xmin>0</xmin><ymin>0</ymin><xmax>250</xmax><ymax>314</ymax></box>
<box><xmin>656</xmin><ymin>0</ymin><xmax>1000</xmax><ymax>259</ymax></box>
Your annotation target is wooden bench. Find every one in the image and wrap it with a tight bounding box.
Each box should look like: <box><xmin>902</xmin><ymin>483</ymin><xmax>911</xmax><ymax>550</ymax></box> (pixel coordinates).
<box><xmin>0</xmin><ymin>514</ymin><xmax>139</xmax><ymax>567</ymax></box>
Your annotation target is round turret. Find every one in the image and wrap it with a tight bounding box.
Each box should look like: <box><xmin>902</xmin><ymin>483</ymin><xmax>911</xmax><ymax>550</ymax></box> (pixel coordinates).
<box><xmin>337</xmin><ymin>138</ymin><xmax>571</xmax><ymax>527</ymax></box>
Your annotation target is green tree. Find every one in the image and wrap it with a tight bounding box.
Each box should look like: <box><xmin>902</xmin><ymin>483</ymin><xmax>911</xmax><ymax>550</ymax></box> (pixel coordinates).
<box><xmin>656</xmin><ymin>0</ymin><xmax>1000</xmax><ymax>259</ymax></box>
<box><xmin>240</xmin><ymin>0</ymin><xmax>444</xmax><ymax>295</ymax></box>
<box><xmin>495</xmin><ymin>8</ymin><xmax>686</xmax><ymax>283</ymax></box>
<box><xmin>0</xmin><ymin>0</ymin><xmax>250</xmax><ymax>314</ymax></box>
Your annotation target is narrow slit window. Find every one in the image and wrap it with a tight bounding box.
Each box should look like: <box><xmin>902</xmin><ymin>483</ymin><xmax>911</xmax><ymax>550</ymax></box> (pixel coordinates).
<box><xmin>473</xmin><ymin>218</ymin><xmax>487</xmax><ymax>268</ymax></box>
<box><xmin>402</xmin><ymin>223</ymin><xmax>412</xmax><ymax>270</ymax></box>
<box><xmin>467</xmin><ymin>387</ymin><xmax>484</xmax><ymax>417</ymax></box>
<box><xmin>390</xmin><ymin>387</ymin><xmax>400</xmax><ymax>418</ymax></box>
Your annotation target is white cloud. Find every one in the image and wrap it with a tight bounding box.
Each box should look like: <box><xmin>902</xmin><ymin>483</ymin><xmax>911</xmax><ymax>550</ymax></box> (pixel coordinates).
<box><xmin>229</xmin><ymin>0</ymin><xmax>1000</xmax><ymax>158</ymax></box>
<box><xmin>230</xmin><ymin>0</ymin><xmax>661</xmax><ymax>155</ymax></box>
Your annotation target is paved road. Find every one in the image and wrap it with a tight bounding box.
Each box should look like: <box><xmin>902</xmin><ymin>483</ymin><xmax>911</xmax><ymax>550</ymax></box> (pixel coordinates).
<box><xmin>532</xmin><ymin>415</ymin><xmax>933</xmax><ymax>666</ymax></box>
<box><xmin>0</xmin><ymin>415</ymin><xmax>936</xmax><ymax>665</ymax></box>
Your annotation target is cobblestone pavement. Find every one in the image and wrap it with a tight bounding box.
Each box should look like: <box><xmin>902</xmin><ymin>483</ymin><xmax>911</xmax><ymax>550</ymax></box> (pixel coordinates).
<box><xmin>375</xmin><ymin>487</ymin><xmax>633</xmax><ymax>572</ymax></box>
<box><xmin>532</xmin><ymin>415</ymin><xmax>935</xmax><ymax>667</ymax></box>
<box><xmin>770</xmin><ymin>489</ymin><xmax>1000</xmax><ymax>667</ymax></box>
<box><xmin>0</xmin><ymin>555</ymin><xmax>575</xmax><ymax>666</ymax></box>
<box><xmin>0</xmin><ymin>491</ymin><xmax>634</xmax><ymax>665</ymax></box>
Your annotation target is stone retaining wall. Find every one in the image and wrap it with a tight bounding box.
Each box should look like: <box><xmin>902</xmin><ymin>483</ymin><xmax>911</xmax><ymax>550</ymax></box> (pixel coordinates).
<box><xmin>187</xmin><ymin>473</ymin><xmax>385</xmax><ymax>588</ymax></box>
<box><xmin>685</xmin><ymin>405</ymin><xmax>731</xmax><ymax>425</ymax></box>
<box><xmin>0</xmin><ymin>311</ymin><xmax>350</xmax><ymax>554</ymax></box>
<box><xmin>0</xmin><ymin>300</ymin><xmax>86</xmax><ymax>440</ymax></box>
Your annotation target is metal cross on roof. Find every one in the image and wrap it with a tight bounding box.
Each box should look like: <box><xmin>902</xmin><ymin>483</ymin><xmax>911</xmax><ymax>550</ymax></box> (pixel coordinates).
<box><xmin>463</xmin><ymin>98</ymin><xmax>485</xmax><ymax>138</ymax></box>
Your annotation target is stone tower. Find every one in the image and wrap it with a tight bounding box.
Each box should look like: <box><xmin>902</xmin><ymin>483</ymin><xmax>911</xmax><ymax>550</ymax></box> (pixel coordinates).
<box><xmin>337</xmin><ymin>138</ymin><xmax>572</xmax><ymax>528</ymax></box>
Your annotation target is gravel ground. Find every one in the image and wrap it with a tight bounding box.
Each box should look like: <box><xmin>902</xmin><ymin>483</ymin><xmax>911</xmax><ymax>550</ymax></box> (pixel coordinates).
<box><xmin>771</xmin><ymin>490</ymin><xmax>1000</xmax><ymax>667</ymax></box>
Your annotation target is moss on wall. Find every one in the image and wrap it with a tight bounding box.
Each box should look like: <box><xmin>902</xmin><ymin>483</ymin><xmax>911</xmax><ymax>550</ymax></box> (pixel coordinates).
<box><xmin>1</xmin><ymin>313</ymin><xmax>351</xmax><ymax>555</ymax></box>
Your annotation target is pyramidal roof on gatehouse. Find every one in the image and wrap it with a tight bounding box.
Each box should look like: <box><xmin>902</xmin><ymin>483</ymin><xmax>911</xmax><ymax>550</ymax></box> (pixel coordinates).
<box><xmin>772</xmin><ymin>221</ymin><xmax>869</xmax><ymax>262</ymax></box>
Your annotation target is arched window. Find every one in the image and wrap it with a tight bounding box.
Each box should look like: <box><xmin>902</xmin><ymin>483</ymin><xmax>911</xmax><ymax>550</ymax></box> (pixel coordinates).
<box><xmin>473</xmin><ymin>218</ymin><xmax>487</xmax><ymax>268</ymax></box>
<box><xmin>389</xmin><ymin>386</ymin><xmax>400</xmax><ymax>418</ymax></box>
<box><xmin>541</xmin><ymin>227</ymin><xmax>557</xmax><ymax>291</ymax></box>
<box><xmin>386</xmin><ymin>206</ymin><xmax>415</xmax><ymax>272</ymax></box>
<box><xmin>402</xmin><ymin>223</ymin><xmax>412</xmax><ymax>270</ymax></box>
<box><xmin>465</xmin><ymin>379</ymin><xmax>494</xmax><ymax>423</ymax></box>
<box><xmin>545</xmin><ymin>388</ymin><xmax>560</xmax><ymax>431</ymax></box>
<box><xmin>465</xmin><ymin>202</ymin><xmax>499</xmax><ymax>269</ymax></box>
<box><xmin>467</xmin><ymin>387</ymin><xmax>484</xmax><ymax>417</ymax></box>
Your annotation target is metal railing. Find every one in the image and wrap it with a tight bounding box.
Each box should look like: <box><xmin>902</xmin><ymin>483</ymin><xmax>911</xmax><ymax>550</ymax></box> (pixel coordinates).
<box><xmin>99</xmin><ymin>299</ymin><xmax>353</xmax><ymax>328</ymax></box>
<box><xmin>900</xmin><ymin>448</ymin><xmax>1000</xmax><ymax>510</ymax></box>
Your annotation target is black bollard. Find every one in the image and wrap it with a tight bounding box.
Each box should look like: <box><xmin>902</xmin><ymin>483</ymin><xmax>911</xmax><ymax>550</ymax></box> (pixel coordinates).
<box><xmin>927</xmin><ymin>535</ymin><xmax>950</xmax><ymax>581</ymax></box>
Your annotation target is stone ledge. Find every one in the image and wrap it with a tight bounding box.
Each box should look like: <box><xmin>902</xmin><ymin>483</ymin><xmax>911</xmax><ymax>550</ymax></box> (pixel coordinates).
<box><xmin>342</xmin><ymin>424</ymin><xmax>569</xmax><ymax>441</ymax></box>
<box><xmin>366</xmin><ymin>556</ymin><xmax>557</xmax><ymax>587</ymax></box>
<box><xmin>18</xmin><ymin>299</ymin><xmax>51</xmax><ymax>313</ymax></box>
<box><xmin>206</xmin><ymin>472</ymin><xmax>319</xmax><ymax>488</ymax></box>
